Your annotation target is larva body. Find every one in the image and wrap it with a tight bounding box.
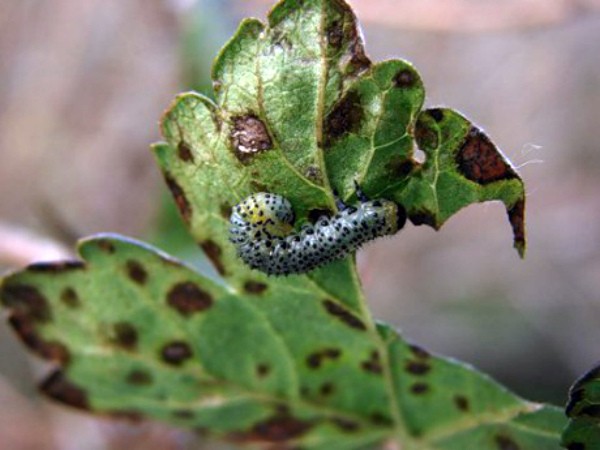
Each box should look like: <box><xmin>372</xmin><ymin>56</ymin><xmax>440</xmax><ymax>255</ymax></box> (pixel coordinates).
<box><xmin>229</xmin><ymin>192</ymin><xmax>406</xmax><ymax>275</ymax></box>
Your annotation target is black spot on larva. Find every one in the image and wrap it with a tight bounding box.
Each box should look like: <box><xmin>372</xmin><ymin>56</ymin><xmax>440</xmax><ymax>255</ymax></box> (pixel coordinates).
<box><xmin>177</xmin><ymin>141</ymin><xmax>194</xmax><ymax>163</ymax></box>
<box><xmin>327</xmin><ymin>20</ymin><xmax>344</xmax><ymax>49</ymax></box>
<box><xmin>406</xmin><ymin>360</ymin><xmax>431</xmax><ymax>375</ymax></box>
<box><xmin>410</xmin><ymin>382</ymin><xmax>430</xmax><ymax>395</ymax></box>
<box><xmin>200</xmin><ymin>239</ymin><xmax>226</xmax><ymax>276</ymax></box>
<box><xmin>167</xmin><ymin>281</ymin><xmax>213</xmax><ymax>316</ymax></box>
<box><xmin>320</xmin><ymin>382</ymin><xmax>334</xmax><ymax>396</ymax></box>
<box><xmin>164</xmin><ymin>173</ymin><xmax>192</xmax><ymax>223</ymax></box>
<box><xmin>126</xmin><ymin>260</ymin><xmax>147</xmax><ymax>285</ymax></box>
<box><xmin>96</xmin><ymin>239</ymin><xmax>116</xmax><ymax>253</ymax></box>
<box><xmin>394</xmin><ymin>68</ymin><xmax>417</xmax><ymax>88</ymax></box>
<box><xmin>161</xmin><ymin>341</ymin><xmax>193</xmax><ymax>366</ymax></box>
<box><xmin>508</xmin><ymin>199</ymin><xmax>526</xmax><ymax>253</ymax></box>
<box><xmin>331</xmin><ymin>417</ymin><xmax>360</xmax><ymax>432</ymax></box>
<box><xmin>173</xmin><ymin>409</ymin><xmax>195</xmax><ymax>419</ymax></box>
<box><xmin>494</xmin><ymin>434</ymin><xmax>521</xmax><ymax>450</ymax></box>
<box><xmin>27</xmin><ymin>261</ymin><xmax>84</xmax><ymax>272</ymax></box>
<box><xmin>111</xmin><ymin>322</ymin><xmax>138</xmax><ymax>351</ymax></box>
<box><xmin>454</xmin><ymin>395</ymin><xmax>470</xmax><ymax>411</ymax></box>
<box><xmin>230</xmin><ymin>114</ymin><xmax>272</xmax><ymax>163</ymax></box>
<box><xmin>126</xmin><ymin>369</ymin><xmax>153</xmax><ymax>386</ymax></box>
<box><xmin>244</xmin><ymin>280</ymin><xmax>268</xmax><ymax>295</ymax></box>
<box><xmin>428</xmin><ymin>108</ymin><xmax>444</xmax><ymax>122</ymax></box>
<box><xmin>220</xmin><ymin>203</ymin><xmax>232</xmax><ymax>219</ymax></box>
<box><xmin>409</xmin><ymin>211</ymin><xmax>436</xmax><ymax>228</ymax></box>
<box><xmin>9</xmin><ymin>314</ymin><xmax>70</xmax><ymax>363</ymax></box>
<box><xmin>256</xmin><ymin>363</ymin><xmax>270</xmax><ymax>378</ymax></box>
<box><xmin>1</xmin><ymin>283</ymin><xmax>52</xmax><ymax>323</ymax></box>
<box><xmin>308</xmin><ymin>208</ymin><xmax>333</xmax><ymax>224</ymax></box>
<box><xmin>325</xmin><ymin>91</ymin><xmax>363</xmax><ymax>145</ymax></box>
<box><xmin>456</xmin><ymin>127</ymin><xmax>518</xmax><ymax>185</ymax></box>
<box><xmin>39</xmin><ymin>370</ymin><xmax>89</xmax><ymax>410</ymax></box>
<box><xmin>322</xmin><ymin>299</ymin><xmax>367</xmax><ymax>331</ymax></box>
<box><xmin>409</xmin><ymin>344</ymin><xmax>431</xmax><ymax>360</ymax></box>
<box><xmin>60</xmin><ymin>287</ymin><xmax>80</xmax><ymax>308</ymax></box>
<box><xmin>370</xmin><ymin>412</ymin><xmax>393</xmax><ymax>426</ymax></box>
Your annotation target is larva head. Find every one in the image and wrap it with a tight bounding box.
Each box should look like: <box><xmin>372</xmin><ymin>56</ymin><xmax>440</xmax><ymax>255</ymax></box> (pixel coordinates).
<box><xmin>369</xmin><ymin>199</ymin><xmax>407</xmax><ymax>235</ymax></box>
<box><xmin>236</xmin><ymin>192</ymin><xmax>295</xmax><ymax>237</ymax></box>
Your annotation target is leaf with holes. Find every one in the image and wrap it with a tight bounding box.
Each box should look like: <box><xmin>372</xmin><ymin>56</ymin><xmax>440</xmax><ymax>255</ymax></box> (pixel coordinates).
<box><xmin>0</xmin><ymin>0</ymin><xmax>562</xmax><ymax>449</ymax></box>
<box><xmin>561</xmin><ymin>363</ymin><xmax>600</xmax><ymax>449</ymax></box>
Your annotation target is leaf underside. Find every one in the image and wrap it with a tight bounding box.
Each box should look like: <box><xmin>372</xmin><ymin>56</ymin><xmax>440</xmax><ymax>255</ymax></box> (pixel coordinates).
<box><xmin>0</xmin><ymin>1</ymin><xmax>557</xmax><ymax>449</ymax></box>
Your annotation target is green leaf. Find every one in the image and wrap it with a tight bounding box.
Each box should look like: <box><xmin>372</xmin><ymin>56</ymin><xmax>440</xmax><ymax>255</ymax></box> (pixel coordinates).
<box><xmin>561</xmin><ymin>363</ymin><xmax>600</xmax><ymax>449</ymax></box>
<box><xmin>1</xmin><ymin>236</ymin><xmax>563</xmax><ymax>449</ymax></box>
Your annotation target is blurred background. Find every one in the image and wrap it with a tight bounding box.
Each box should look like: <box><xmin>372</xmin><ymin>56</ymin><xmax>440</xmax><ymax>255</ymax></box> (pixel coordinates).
<box><xmin>1</xmin><ymin>0</ymin><xmax>599</xmax><ymax>448</ymax></box>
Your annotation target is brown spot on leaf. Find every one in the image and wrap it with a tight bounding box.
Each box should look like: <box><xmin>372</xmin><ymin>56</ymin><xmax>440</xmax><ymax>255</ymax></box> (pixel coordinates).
<box><xmin>9</xmin><ymin>314</ymin><xmax>70</xmax><ymax>364</ymax></box>
<box><xmin>111</xmin><ymin>322</ymin><xmax>138</xmax><ymax>351</ymax></box>
<box><xmin>344</xmin><ymin>17</ymin><xmax>371</xmax><ymax>74</ymax></box>
<box><xmin>164</xmin><ymin>173</ymin><xmax>192</xmax><ymax>223</ymax></box>
<box><xmin>97</xmin><ymin>239</ymin><xmax>116</xmax><ymax>253</ymax></box>
<box><xmin>305</xmin><ymin>165</ymin><xmax>322</xmax><ymax>182</ymax></box>
<box><xmin>177</xmin><ymin>141</ymin><xmax>194</xmax><ymax>163</ymax></box>
<box><xmin>406</xmin><ymin>360</ymin><xmax>431</xmax><ymax>375</ymax></box>
<box><xmin>230</xmin><ymin>114</ymin><xmax>272</xmax><ymax>163</ymax></box>
<box><xmin>457</xmin><ymin>127</ymin><xmax>518</xmax><ymax>184</ymax></box>
<box><xmin>161</xmin><ymin>341</ymin><xmax>193</xmax><ymax>366</ymax></box>
<box><xmin>39</xmin><ymin>370</ymin><xmax>89</xmax><ymax>410</ymax></box>
<box><xmin>414</xmin><ymin>118</ymin><xmax>439</xmax><ymax>150</ymax></box>
<box><xmin>322</xmin><ymin>299</ymin><xmax>366</xmax><ymax>331</ymax></box>
<box><xmin>327</xmin><ymin>20</ymin><xmax>344</xmax><ymax>49</ymax></box>
<box><xmin>409</xmin><ymin>344</ymin><xmax>431</xmax><ymax>360</ymax></box>
<box><xmin>394</xmin><ymin>68</ymin><xmax>417</xmax><ymax>88</ymax></box>
<box><xmin>233</xmin><ymin>411</ymin><xmax>313</xmax><ymax>443</ymax></box>
<box><xmin>508</xmin><ymin>199</ymin><xmax>526</xmax><ymax>255</ymax></box>
<box><xmin>409</xmin><ymin>211</ymin><xmax>436</xmax><ymax>228</ymax></box>
<box><xmin>2</xmin><ymin>284</ymin><xmax>52</xmax><ymax>323</ymax></box>
<box><xmin>306</xmin><ymin>348</ymin><xmax>341</xmax><ymax>369</ymax></box>
<box><xmin>167</xmin><ymin>281</ymin><xmax>213</xmax><ymax>316</ymax></box>
<box><xmin>495</xmin><ymin>434</ymin><xmax>520</xmax><ymax>450</ymax></box>
<box><xmin>331</xmin><ymin>417</ymin><xmax>359</xmax><ymax>432</ymax></box>
<box><xmin>244</xmin><ymin>280</ymin><xmax>268</xmax><ymax>295</ymax></box>
<box><xmin>27</xmin><ymin>261</ymin><xmax>84</xmax><ymax>272</ymax></box>
<box><xmin>454</xmin><ymin>395</ymin><xmax>470</xmax><ymax>412</ymax></box>
<box><xmin>361</xmin><ymin>350</ymin><xmax>383</xmax><ymax>375</ymax></box>
<box><xmin>60</xmin><ymin>287</ymin><xmax>80</xmax><ymax>308</ymax></box>
<box><xmin>428</xmin><ymin>108</ymin><xmax>444</xmax><ymax>122</ymax></box>
<box><xmin>410</xmin><ymin>382</ymin><xmax>430</xmax><ymax>394</ymax></box>
<box><xmin>256</xmin><ymin>363</ymin><xmax>270</xmax><ymax>378</ymax></box>
<box><xmin>200</xmin><ymin>240</ymin><xmax>226</xmax><ymax>276</ymax></box>
<box><xmin>370</xmin><ymin>412</ymin><xmax>393</xmax><ymax>426</ymax></box>
<box><xmin>387</xmin><ymin>157</ymin><xmax>414</xmax><ymax>178</ymax></box>
<box><xmin>126</xmin><ymin>260</ymin><xmax>147</xmax><ymax>285</ymax></box>
<box><xmin>320</xmin><ymin>382</ymin><xmax>334</xmax><ymax>396</ymax></box>
<box><xmin>126</xmin><ymin>369</ymin><xmax>153</xmax><ymax>386</ymax></box>
<box><xmin>325</xmin><ymin>92</ymin><xmax>363</xmax><ymax>145</ymax></box>
<box><xmin>220</xmin><ymin>203</ymin><xmax>232</xmax><ymax>219</ymax></box>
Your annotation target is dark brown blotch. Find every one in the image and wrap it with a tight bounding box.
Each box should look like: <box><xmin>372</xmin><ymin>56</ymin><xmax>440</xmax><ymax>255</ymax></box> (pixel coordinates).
<box><xmin>409</xmin><ymin>211</ymin><xmax>436</xmax><ymax>228</ymax></box>
<box><xmin>454</xmin><ymin>395</ymin><xmax>470</xmax><ymax>412</ymax></box>
<box><xmin>410</xmin><ymin>382</ymin><xmax>430</xmax><ymax>395</ymax></box>
<box><xmin>60</xmin><ymin>287</ymin><xmax>80</xmax><ymax>308</ymax></box>
<box><xmin>361</xmin><ymin>350</ymin><xmax>383</xmax><ymax>375</ymax></box>
<box><xmin>408</xmin><ymin>344</ymin><xmax>431</xmax><ymax>360</ymax></box>
<box><xmin>220</xmin><ymin>203</ymin><xmax>232</xmax><ymax>219</ymax></box>
<box><xmin>244</xmin><ymin>280</ymin><xmax>268</xmax><ymax>295</ymax></box>
<box><xmin>508</xmin><ymin>199</ymin><xmax>526</xmax><ymax>252</ymax></box>
<box><xmin>322</xmin><ymin>299</ymin><xmax>367</xmax><ymax>331</ymax></box>
<box><xmin>306</xmin><ymin>347</ymin><xmax>341</xmax><ymax>369</ymax></box>
<box><xmin>319</xmin><ymin>382</ymin><xmax>334</xmax><ymax>396</ymax></box>
<box><xmin>126</xmin><ymin>260</ymin><xmax>148</xmax><ymax>285</ymax></box>
<box><xmin>161</xmin><ymin>341</ymin><xmax>193</xmax><ymax>366</ymax></box>
<box><xmin>405</xmin><ymin>360</ymin><xmax>431</xmax><ymax>376</ymax></box>
<box><xmin>370</xmin><ymin>412</ymin><xmax>393</xmax><ymax>426</ymax></box>
<box><xmin>111</xmin><ymin>322</ymin><xmax>138</xmax><ymax>351</ymax></box>
<box><xmin>428</xmin><ymin>108</ymin><xmax>445</xmax><ymax>122</ymax></box>
<box><xmin>230</xmin><ymin>114</ymin><xmax>272</xmax><ymax>164</ymax></box>
<box><xmin>327</xmin><ymin>20</ymin><xmax>344</xmax><ymax>49</ymax></box>
<box><xmin>167</xmin><ymin>281</ymin><xmax>213</xmax><ymax>316</ymax></box>
<box><xmin>331</xmin><ymin>417</ymin><xmax>360</xmax><ymax>432</ymax></box>
<box><xmin>2</xmin><ymin>284</ymin><xmax>52</xmax><ymax>323</ymax></box>
<box><xmin>495</xmin><ymin>434</ymin><xmax>521</xmax><ymax>450</ymax></box>
<box><xmin>177</xmin><ymin>141</ymin><xmax>194</xmax><ymax>163</ymax></box>
<box><xmin>256</xmin><ymin>363</ymin><xmax>270</xmax><ymax>378</ymax></box>
<box><xmin>456</xmin><ymin>127</ymin><xmax>518</xmax><ymax>185</ymax></box>
<box><xmin>394</xmin><ymin>68</ymin><xmax>417</xmax><ymax>88</ymax></box>
<box><xmin>386</xmin><ymin>157</ymin><xmax>414</xmax><ymax>178</ymax></box>
<box><xmin>233</xmin><ymin>411</ymin><xmax>313</xmax><ymax>443</ymax></box>
<box><xmin>39</xmin><ymin>370</ymin><xmax>89</xmax><ymax>410</ymax></box>
<box><xmin>200</xmin><ymin>239</ymin><xmax>226</xmax><ymax>276</ymax></box>
<box><xmin>96</xmin><ymin>239</ymin><xmax>116</xmax><ymax>253</ymax></box>
<box><xmin>9</xmin><ymin>314</ymin><xmax>70</xmax><ymax>364</ymax></box>
<box><xmin>27</xmin><ymin>261</ymin><xmax>84</xmax><ymax>272</ymax></box>
<box><xmin>343</xmin><ymin>16</ymin><xmax>371</xmax><ymax>74</ymax></box>
<box><xmin>126</xmin><ymin>369</ymin><xmax>153</xmax><ymax>386</ymax></box>
<box><xmin>164</xmin><ymin>173</ymin><xmax>192</xmax><ymax>223</ymax></box>
<box><xmin>325</xmin><ymin>91</ymin><xmax>363</xmax><ymax>145</ymax></box>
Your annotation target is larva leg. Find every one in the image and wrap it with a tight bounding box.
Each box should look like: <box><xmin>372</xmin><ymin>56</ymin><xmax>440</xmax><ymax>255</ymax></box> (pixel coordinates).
<box><xmin>353</xmin><ymin>180</ymin><xmax>369</xmax><ymax>202</ymax></box>
<box><xmin>333</xmin><ymin>189</ymin><xmax>348</xmax><ymax>211</ymax></box>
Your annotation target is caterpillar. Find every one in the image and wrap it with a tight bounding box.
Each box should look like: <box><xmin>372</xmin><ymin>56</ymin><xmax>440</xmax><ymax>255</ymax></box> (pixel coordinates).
<box><xmin>229</xmin><ymin>185</ymin><xmax>406</xmax><ymax>275</ymax></box>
